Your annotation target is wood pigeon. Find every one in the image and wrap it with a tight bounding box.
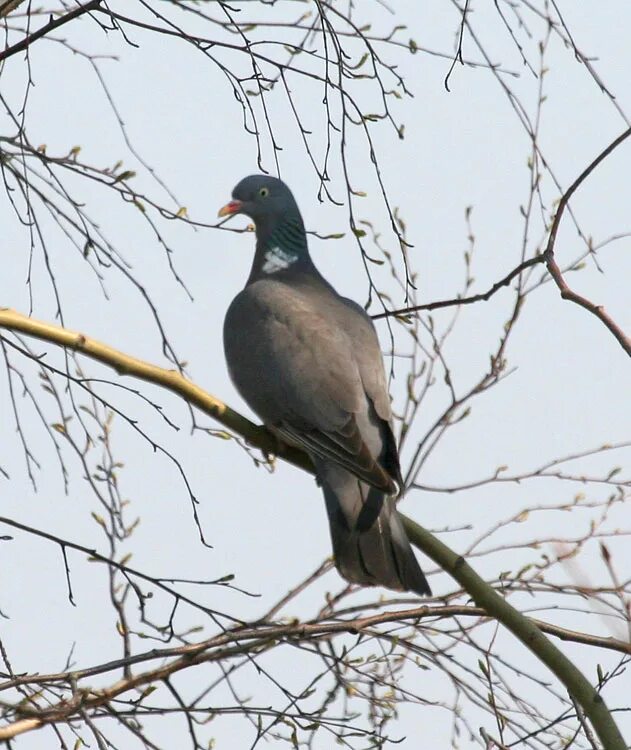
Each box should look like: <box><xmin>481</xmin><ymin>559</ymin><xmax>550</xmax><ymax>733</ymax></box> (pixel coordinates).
<box><xmin>219</xmin><ymin>175</ymin><xmax>431</xmax><ymax>596</ymax></box>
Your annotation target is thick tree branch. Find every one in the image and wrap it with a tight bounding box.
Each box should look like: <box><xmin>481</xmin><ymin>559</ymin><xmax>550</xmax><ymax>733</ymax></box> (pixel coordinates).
<box><xmin>0</xmin><ymin>307</ymin><xmax>313</xmax><ymax>475</ymax></box>
<box><xmin>401</xmin><ymin>517</ymin><xmax>626</xmax><ymax>750</ymax></box>
<box><xmin>0</xmin><ymin>307</ymin><xmax>625</xmax><ymax>749</ymax></box>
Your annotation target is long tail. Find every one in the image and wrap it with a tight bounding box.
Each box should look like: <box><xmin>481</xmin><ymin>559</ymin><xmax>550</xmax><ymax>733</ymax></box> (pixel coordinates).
<box><xmin>316</xmin><ymin>460</ymin><xmax>431</xmax><ymax>596</ymax></box>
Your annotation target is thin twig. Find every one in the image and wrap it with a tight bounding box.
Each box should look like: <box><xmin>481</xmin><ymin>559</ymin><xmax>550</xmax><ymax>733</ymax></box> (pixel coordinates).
<box><xmin>0</xmin><ymin>308</ymin><xmax>625</xmax><ymax>749</ymax></box>
<box><xmin>372</xmin><ymin>254</ymin><xmax>544</xmax><ymax>320</ymax></box>
<box><xmin>0</xmin><ymin>1</ymin><xmax>102</xmax><ymax>61</ymax></box>
<box><xmin>543</xmin><ymin>125</ymin><xmax>631</xmax><ymax>357</ymax></box>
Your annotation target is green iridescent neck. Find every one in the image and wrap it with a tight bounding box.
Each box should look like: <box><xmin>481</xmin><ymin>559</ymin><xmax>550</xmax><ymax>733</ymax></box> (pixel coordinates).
<box><xmin>253</xmin><ymin>216</ymin><xmax>310</xmax><ymax>277</ymax></box>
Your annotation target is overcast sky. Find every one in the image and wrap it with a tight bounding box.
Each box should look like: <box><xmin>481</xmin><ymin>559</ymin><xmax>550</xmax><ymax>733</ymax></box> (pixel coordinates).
<box><xmin>1</xmin><ymin>2</ymin><xmax>630</xmax><ymax>748</ymax></box>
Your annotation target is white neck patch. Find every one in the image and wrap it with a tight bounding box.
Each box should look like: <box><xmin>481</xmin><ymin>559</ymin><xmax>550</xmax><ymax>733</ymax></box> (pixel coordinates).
<box><xmin>262</xmin><ymin>245</ymin><xmax>297</xmax><ymax>274</ymax></box>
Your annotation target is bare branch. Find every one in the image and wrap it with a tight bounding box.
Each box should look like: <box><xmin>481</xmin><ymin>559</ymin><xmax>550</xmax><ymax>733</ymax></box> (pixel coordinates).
<box><xmin>374</xmin><ymin>127</ymin><xmax>631</xmax><ymax>357</ymax></box>
<box><xmin>0</xmin><ymin>2</ymin><xmax>103</xmax><ymax>62</ymax></box>
<box><xmin>372</xmin><ymin>254</ymin><xmax>544</xmax><ymax>320</ymax></box>
<box><xmin>543</xmin><ymin>125</ymin><xmax>631</xmax><ymax>357</ymax></box>
<box><xmin>0</xmin><ymin>307</ymin><xmax>625</xmax><ymax>750</ymax></box>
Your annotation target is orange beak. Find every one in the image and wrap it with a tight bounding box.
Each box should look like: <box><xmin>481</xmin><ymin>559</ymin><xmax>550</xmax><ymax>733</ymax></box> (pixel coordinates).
<box><xmin>217</xmin><ymin>199</ymin><xmax>243</xmax><ymax>218</ymax></box>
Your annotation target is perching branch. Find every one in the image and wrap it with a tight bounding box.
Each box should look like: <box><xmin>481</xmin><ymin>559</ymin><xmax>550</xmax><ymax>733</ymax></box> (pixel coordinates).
<box><xmin>0</xmin><ymin>308</ymin><xmax>312</xmax><ymax>476</ymax></box>
<box><xmin>0</xmin><ymin>307</ymin><xmax>625</xmax><ymax>749</ymax></box>
<box><xmin>401</xmin><ymin>517</ymin><xmax>626</xmax><ymax>750</ymax></box>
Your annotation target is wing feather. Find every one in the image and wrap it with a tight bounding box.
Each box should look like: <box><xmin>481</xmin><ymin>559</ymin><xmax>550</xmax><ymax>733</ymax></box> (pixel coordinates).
<box><xmin>224</xmin><ymin>277</ymin><xmax>400</xmax><ymax>491</ymax></box>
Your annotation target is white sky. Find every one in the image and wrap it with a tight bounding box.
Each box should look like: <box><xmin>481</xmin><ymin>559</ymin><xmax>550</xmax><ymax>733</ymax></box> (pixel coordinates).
<box><xmin>1</xmin><ymin>2</ymin><xmax>630</xmax><ymax>748</ymax></box>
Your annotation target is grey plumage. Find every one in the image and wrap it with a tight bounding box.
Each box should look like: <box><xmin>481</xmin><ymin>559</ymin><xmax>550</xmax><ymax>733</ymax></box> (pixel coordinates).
<box><xmin>220</xmin><ymin>175</ymin><xmax>431</xmax><ymax>596</ymax></box>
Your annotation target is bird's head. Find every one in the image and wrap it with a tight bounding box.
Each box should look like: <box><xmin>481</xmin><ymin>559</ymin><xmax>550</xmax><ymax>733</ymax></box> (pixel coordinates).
<box><xmin>218</xmin><ymin>175</ymin><xmax>303</xmax><ymax>237</ymax></box>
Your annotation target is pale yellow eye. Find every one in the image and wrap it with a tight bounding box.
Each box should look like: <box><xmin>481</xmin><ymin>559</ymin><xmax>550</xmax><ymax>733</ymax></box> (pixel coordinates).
<box><xmin>259</xmin><ymin>187</ymin><xmax>269</xmax><ymax>198</ymax></box>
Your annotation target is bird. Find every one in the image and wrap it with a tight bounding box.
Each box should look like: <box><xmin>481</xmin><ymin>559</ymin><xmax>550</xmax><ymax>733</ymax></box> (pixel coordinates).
<box><xmin>219</xmin><ymin>175</ymin><xmax>431</xmax><ymax>596</ymax></box>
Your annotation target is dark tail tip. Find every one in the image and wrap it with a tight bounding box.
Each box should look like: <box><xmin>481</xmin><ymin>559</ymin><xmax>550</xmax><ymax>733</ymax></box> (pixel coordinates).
<box><xmin>324</xmin><ymin>482</ymin><xmax>432</xmax><ymax>596</ymax></box>
<box><xmin>387</xmin><ymin>509</ymin><xmax>432</xmax><ymax>596</ymax></box>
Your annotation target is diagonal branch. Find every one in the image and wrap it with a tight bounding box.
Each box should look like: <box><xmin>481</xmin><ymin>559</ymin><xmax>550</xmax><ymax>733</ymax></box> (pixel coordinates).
<box><xmin>371</xmin><ymin>254</ymin><xmax>544</xmax><ymax>320</ymax></box>
<box><xmin>0</xmin><ymin>598</ymin><xmax>629</xmax><ymax>741</ymax></box>
<box><xmin>0</xmin><ymin>307</ymin><xmax>625</xmax><ymax>750</ymax></box>
<box><xmin>0</xmin><ymin>0</ymin><xmax>26</xmax><ymax>20</ymax></box>
<box><xmin>0</xmin><ymin>307</ymin><xmax>312</xmax><ymax>475</ymax></box>
<box><xmin>543</xmin><ymin>126</ymin><xmax>631</xmax><ymax>357</ymax></box>
<box><xmin>374</xmin><ymin>127</ymin><xmax>631</xmax><ymax>357</ymax></box>
<box><xmin>0</xmin><ymin>2</ymin><xmax>103</xmax><ymax>62</ymax></box>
